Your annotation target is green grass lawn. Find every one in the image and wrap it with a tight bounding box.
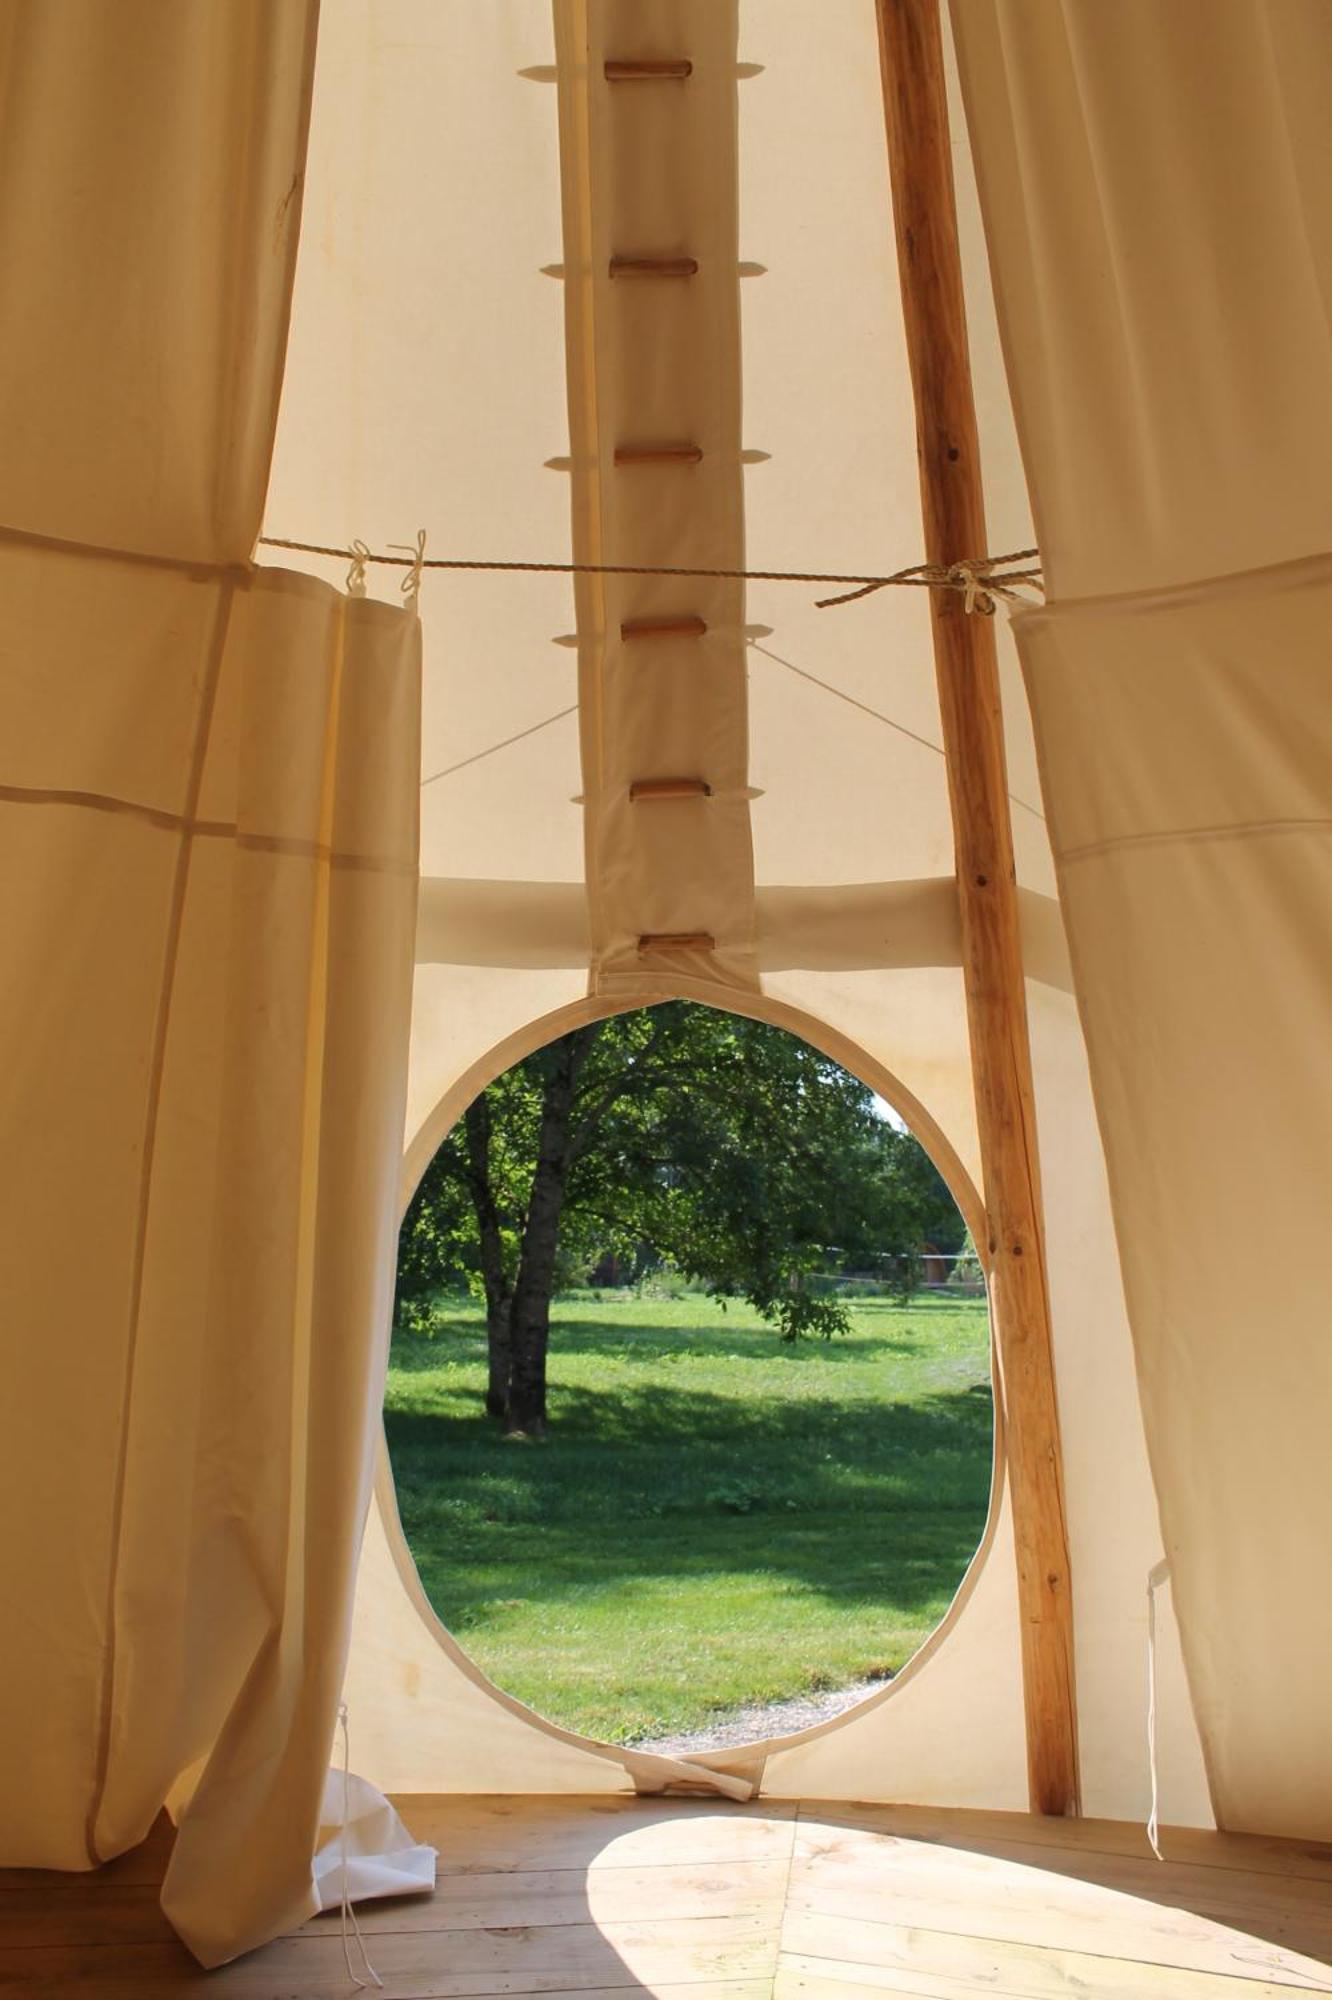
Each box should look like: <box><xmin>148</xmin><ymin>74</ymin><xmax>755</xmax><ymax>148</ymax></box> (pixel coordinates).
<box><xmin>383</xmin><ymin>1293</ymin><xmax>992</xmax><ymax>1744</ymax></box>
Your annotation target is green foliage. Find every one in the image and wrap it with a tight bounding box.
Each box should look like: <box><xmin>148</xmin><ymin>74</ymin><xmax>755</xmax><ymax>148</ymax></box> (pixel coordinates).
<box><xmin>395</xmin><ymin>1063</ymin><xmax>541</xmax><ymax>1327</ymax></box>
<box><xmin>385</xmin><ymin>1292</ymin><xmax>993</xmax><ymax>1742</ymax></box>
<box><xmin>397</xmin><ymin>1001</ymin><xmax>966</xmax><ymax>1345</ymax></box>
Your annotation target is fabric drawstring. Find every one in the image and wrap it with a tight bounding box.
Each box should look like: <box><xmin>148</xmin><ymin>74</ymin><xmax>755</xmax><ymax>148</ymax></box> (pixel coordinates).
<box><xmin>337</xmin><ymin>1703</ymin><xmax>384</xmax><ymax>1991</ymax></box>
<box><xmin>1146</xmin><ymin>1559</ymin><xmax>1171</xmax><ymax>1860</ymax></box>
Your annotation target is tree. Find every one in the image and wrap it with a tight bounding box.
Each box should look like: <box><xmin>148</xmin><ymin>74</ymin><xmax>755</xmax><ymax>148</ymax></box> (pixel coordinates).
<box><xmin>395</xmin><ymin>1002</ymin><xmax>964</xmax><ymax>1434</ymax></box>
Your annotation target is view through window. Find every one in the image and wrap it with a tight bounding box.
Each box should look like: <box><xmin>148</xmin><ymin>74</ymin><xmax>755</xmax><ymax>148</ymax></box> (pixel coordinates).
<box><xmin>385</xmin><ymin>1001</ymin><xmax>992</xmax><ymax>1751</ymax></box>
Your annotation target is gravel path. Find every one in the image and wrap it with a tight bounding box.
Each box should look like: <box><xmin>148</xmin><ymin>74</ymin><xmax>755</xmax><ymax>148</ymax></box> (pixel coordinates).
<box><xmin>627</xmin><ymin>1675</ymin><xmax>892</xmax><ymax>1757</ymax></box>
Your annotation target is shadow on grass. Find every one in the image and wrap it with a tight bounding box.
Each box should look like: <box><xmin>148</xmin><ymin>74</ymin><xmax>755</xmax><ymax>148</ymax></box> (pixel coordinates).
<box><xmin>385</xmin><ymin>1377</ymin><xmax>993</xmax><ymax>1628</ymax></box>
<box><xmin>384</xmin><ymin>1299</ymin><xmax>994</xmax><ymax>1731</ymax></box>
<box><xmin>387</xmin><ymin>1373</ymin><xmax>991</xmax><ymax>1456</ymax></box>
<box><xmin>388</xmin><ymin>1312</ymin><xmax>944</xmax><ymax>1371</ymax></box>
<box><xmin>408</xmin><ymin>1508</ymin><xmax>988</xmax><ymax>1633</ymax></box>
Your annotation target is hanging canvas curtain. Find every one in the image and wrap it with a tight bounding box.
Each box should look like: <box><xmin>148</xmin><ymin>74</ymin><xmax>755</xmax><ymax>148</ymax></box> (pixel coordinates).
<box><xmin>953</xmin><ymin>0</ymin><xmax>1332</xmax><ymax>1840</ymax></box>
<box><xmin>0</xmin><ymin>0</ymin><xmax>427</xmax><ymax>1963</ymax></box>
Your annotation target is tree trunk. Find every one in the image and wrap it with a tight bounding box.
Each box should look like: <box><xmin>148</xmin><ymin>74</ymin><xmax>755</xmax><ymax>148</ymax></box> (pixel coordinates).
<box><xmin>484</xmin><ymin>1307</ymin><xmax>512</xmax><ymax>1421</ymax></box>
<box><xmin>463</xmin><ymin>1095</ymin><xmax>512</xmax><ymax>1419</ymax></box>
<box><xmin>505</xmin><ymin>1024</ymin><xmax>601</xmax><ymax>1434</ymax></box>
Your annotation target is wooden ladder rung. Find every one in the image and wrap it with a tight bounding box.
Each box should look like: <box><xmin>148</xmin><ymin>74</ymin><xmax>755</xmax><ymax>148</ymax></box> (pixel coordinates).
<box><xmin>609</xmin><ymin>255</ymin><xmax>698</xmax><ymax>279</ymax></box>
<box><xmin>620</xmin><ymin>614</ymin><xmax>708</xmax><ymax>640</ymax></box>
<box><xmin>605</xmin><ymin>59</ymin><xmax>693</xmax><ymax>82</ymax></box>
<box><xmin>630</xmin><ymin>778</ymin><xmax>712</xmax><ymax>802</ymax></box>
<box><xmin>638</xmin><ymin>931</ymin><xmax>715</xmax><ymax>952</ymax></box>
<box><xmin>614</xmin><ymin>442</ymin><xmax>703</xmax><ymax>466</ymax></box>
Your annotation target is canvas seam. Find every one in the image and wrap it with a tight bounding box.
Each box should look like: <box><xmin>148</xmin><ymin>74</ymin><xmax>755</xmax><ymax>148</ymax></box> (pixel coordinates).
<box><xmin>1058</xmin><ymin>815</ymin><xmax>1332</xmax><ymax>868</ymax></box>
<box><xmin>0</xmin><ymin>783</ymin><xmax>413</xmax><ymax>871</ymax></box>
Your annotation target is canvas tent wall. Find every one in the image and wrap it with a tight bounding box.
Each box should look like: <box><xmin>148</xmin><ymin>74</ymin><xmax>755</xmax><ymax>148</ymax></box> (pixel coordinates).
<box><xmin>2</xmin><ymin>0</ymin><xmax>1329</xmax><ymax>1970</ymax></box>
<box><xmin>264</xmin><ymin>0</ymin><xmax>1213</xmax><ymax>1826</ymax></box>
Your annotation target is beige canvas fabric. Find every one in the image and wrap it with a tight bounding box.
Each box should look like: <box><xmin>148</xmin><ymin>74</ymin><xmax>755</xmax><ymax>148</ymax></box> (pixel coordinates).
<box><xmin>0</xmin><ymin>0</ymin><xmax>431</xmax><ymax>1965</ymax></box>
<box><xmin>955</xmin><ymin>0</ymin><xmax>1332</xmax><ymax>1838</ymax></box>
<box><xmin>951</xmin><ymin>0</ymin><xmax>1332</xmax><ymax>605</ymax></box>
<box><xmin>0</xmin><ymin>0</ymin><xmax>318</xmax><ymax>564</ymax></box>
<box><xmin>267</xmin><ymin>1</ymin><xmax>1206</xmax><ymax>1831</ymax></box>
<box><xmin>22</xmin><ymin>0</ymin><xmax>1315</xmax><ymax>1957</ymax></box>
<box><xmin>1017</xmin><ymin>561</ymin><xmax>1332</xmax><ymax>1839</ymax></box>
<box><xmin>559</xmin><ymin>1</ymin><xmax>758</xmax><ymax>997</ymax></box>
<box><xmin>0</xmin><ymin>547</ymin><xmax>424</xmax><ymax>1960</ymax></box>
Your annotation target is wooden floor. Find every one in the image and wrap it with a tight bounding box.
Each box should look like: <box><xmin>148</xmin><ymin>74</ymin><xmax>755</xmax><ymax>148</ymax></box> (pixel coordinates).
<box><xmin>4</xmin><ymin>1794</ymin><xmax>1332</xmax><ymax>1996</ymax></box>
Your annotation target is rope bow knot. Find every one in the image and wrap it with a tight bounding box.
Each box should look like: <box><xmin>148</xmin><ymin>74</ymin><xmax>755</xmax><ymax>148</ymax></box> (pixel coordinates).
<box><xmin>947</xmin><ymin>559</ymin><xmax>991</xmax><ymax>615</ymax></box>
<box><xmin>346</xmin><ymin>539</ymin><xmax>371</xmax><ymax>598</ymax></box>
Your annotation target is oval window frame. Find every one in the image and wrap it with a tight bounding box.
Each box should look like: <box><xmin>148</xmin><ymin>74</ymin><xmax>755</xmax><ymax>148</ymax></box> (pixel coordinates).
<box><xmin>374</xmin><ymin>984</ymin><xmax>1006</xmax><ymax>1781</ymax></box>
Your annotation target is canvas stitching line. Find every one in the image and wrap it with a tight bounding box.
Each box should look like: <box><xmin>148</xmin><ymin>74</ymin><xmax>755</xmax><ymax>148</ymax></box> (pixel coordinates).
<box><xmin>0</xmin><ymin>784</ymin><xmax>411</xmax><ymax>872</ymax></box>
<box><xmin>1058</xmin><ymin>815</ymin><xmax>1332</xmax><ymax>866</ymax></box>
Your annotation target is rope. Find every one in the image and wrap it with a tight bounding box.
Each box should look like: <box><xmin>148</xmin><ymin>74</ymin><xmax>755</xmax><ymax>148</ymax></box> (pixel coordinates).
<box><xmin>258</xmin><ymin>535</ymin><xmax>1043</xmax><ymax>616</ymax></box>
<box><xmin>337</xmin><ymin>1703</ymin><xmax>383</xmax><ymax>1991</ymax></box>
<box><xmin>1146</xmin><ymin>1559</ymin><xmax>1171</xmax><ymax>1861</ymax></box>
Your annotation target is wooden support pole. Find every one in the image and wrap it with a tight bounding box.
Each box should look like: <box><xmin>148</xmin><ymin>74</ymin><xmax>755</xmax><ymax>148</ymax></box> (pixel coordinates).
<box><xmin>874</xmin><ymin>0</ymin><xmax>1079</xmax><ymax>1816</ymax></box>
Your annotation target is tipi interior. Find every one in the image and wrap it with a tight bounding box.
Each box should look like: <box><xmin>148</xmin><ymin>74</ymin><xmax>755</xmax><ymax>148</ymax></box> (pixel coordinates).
<box><xmin>2</xmin><ymin>0</ymin><xmax>1331</xmax><ymax>1992</ymax></box>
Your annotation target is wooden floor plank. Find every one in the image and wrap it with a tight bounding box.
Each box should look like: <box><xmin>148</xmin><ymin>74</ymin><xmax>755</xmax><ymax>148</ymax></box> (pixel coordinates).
<box><xmin>781</xmin><ymin>1910</ymin><xmax>1332</xmax><ymax>1995</ymax></box>
<box><xmin>0</xmin><ymin>1915</ymin><xmax>782</xmax><ymax>1996</ymax></box>
<box><xmin>788</xmin><ymin>1826</ymin><xmax>1332</xmax><ymax>1971</ymax></box>
<box><xmin>303</xmin><ymin>1856</ymin><xmax>788</xmax><ymax>1933</ymax></box>
<box><xmin>3</xmin><ymin>1857</ymin><xmax>784</xmax><ymax>1951</ymax></box>
<box><xmin>802</xmin><ymin>1803</ymin><xmax>1332</xmax><ymax>1886</ymax></box>
<box><xmin>394</xmin><ymin>1795</ymin><xmax>798</xmax><ymax>1874</ymax></box>
<box><xmin>792</xmin><ymin>1817</ymin><xmax>1332</xmax><ymax>1923</ymax></box>
<box><xmin>7</xmin><ymin>1797</ymin><xmax>1332</xmax><ymax>1998</ymax></box>
<box><xmin>778</xmin><ymin>1966</ymin><xmax>977</xmax><ymax>2000</ymax></box>
<box><xmin>0</xmin><ymin>1884</ymin><xmax>174</xmax><ymax>1951</ymax></box>
<box><xmin>777</xmin><ymin>1945</ymin><xmax>1318</xmax><ymax>2000</ymax></box>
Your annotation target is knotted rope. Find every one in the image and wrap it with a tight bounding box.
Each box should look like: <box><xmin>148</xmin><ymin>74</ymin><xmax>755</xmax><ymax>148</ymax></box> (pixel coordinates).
<box><xmin>260</xmin><ymin>535</ymin><xmax>1043</xmax><ymax>615</ymax></box>
<box><xmin>815</xmin><ymin>551</ymin><xmax>1043</xmax><ymax>613</ymax></box>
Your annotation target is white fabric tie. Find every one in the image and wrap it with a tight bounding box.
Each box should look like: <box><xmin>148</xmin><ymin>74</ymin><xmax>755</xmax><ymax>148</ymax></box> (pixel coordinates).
<box><xmin>390</xmin><ymin>529</ymin><xmax>427</xmax><ymax>617</ymax></box>
<box><xmin>337</xmin><ymin>1704</ymin><xmax>384</xmax><ymax>1991</ymax></box>
<box><xmin>1146</xmin><ymin>1559</ymin><xmax>1171</xmax><ymax>1860</ymax></box>
<box><xmin>345</xmin><ymin>539</ymin><xmax>371</xmax><ymax>598</ymax></box>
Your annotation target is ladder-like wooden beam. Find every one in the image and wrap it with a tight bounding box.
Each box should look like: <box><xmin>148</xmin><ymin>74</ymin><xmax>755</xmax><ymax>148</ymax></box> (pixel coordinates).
<box><xmin>620</xmin><ymin>613</ymin><xmax>709</xmax><ymax>641</ymax></box>
<box><xmin>609</xmin><ymin>255</ymin><xmax>699</xmax><ymax>280</ymax></box>
<box><xmin>638</xmin><ymin>931</ymin><xmax>715</xmax><ymax>953</ymax></box>
<box><xmin>614</xmin><ymin>442</ymin><xmax>704</xmax><ymax>466</ymax></box>
<box><xmin>629</xmin><ymin>777</ymin><xmax>712</xmax><ymax>802</ymax></box>
<box><xmin>874</xmin><ymin>0</ymin><xmax>1079</xmax><ymax>1817</ymax></box>
<box><xmin>604</xmin><ymin>58</ymin><xmax>693</xmax><ymax>82</ymax></box>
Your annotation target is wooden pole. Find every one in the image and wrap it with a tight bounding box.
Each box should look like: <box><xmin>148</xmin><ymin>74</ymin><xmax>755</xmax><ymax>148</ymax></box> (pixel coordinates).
<box><xmin>874</xmin><ymin>0</ymin><xmax>1080</xmax><ymax>1816</ymax></box>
